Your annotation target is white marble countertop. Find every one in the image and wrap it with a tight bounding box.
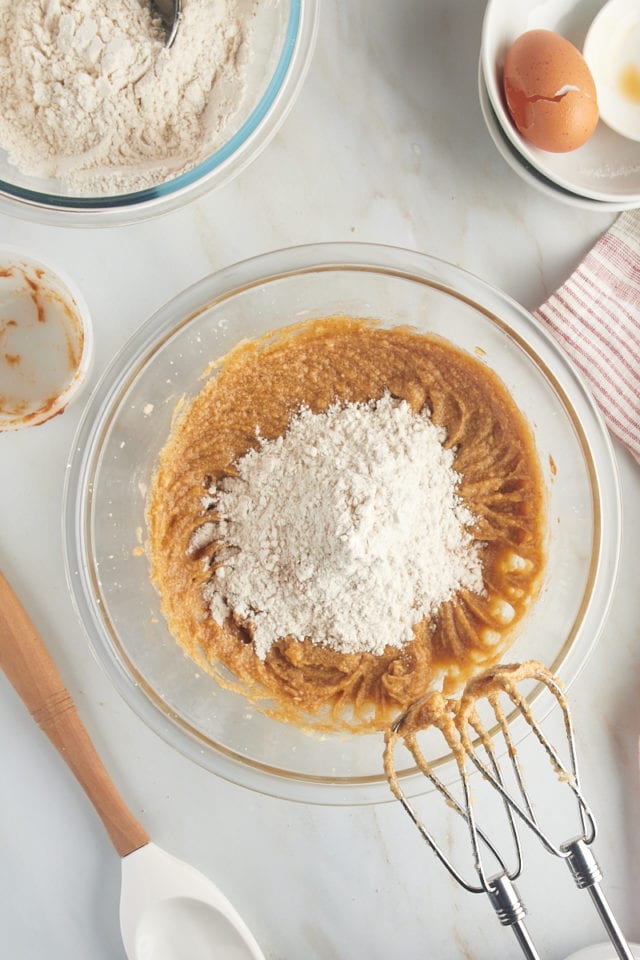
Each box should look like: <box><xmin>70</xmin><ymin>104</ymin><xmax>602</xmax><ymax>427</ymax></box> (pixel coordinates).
<box><xmin>1</xmin><ymin>2</ymin><xmax>639</xmax><ymax>958</ymax></box>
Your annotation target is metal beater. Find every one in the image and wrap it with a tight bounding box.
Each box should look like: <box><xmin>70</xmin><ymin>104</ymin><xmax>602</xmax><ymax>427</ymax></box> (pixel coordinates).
<box><xmin>384</xmin><ymin>660</ymin><xmax>634</xmax><ymax>960</ymax></box>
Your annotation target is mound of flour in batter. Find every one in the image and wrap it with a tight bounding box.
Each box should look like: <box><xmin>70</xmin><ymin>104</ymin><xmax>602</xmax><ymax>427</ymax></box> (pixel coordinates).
<box><xmin>193</xmin><ymin>394</ymin><xmax>485</xmax><ymax>660</ymax></box>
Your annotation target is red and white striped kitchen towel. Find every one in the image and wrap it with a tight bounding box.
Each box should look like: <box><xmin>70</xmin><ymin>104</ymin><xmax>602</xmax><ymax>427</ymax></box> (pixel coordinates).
<box><xmin>534</xmin><ymin>209</ymin><xmax>640</xmax><ymax>463</ymax></box>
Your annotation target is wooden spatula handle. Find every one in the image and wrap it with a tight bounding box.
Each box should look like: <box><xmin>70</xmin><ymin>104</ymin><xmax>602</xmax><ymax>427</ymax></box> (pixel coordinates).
<box><xmin>0</xmin><ymin>571</ymin><xmax>149</xmax><ymax>858</ymax></box>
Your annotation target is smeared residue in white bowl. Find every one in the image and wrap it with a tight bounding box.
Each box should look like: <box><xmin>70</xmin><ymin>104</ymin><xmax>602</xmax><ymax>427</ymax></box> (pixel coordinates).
<box><xmin>0</xmin><ymin>251</ymin><xmax>92</xmax><ymax>430</ymax></box>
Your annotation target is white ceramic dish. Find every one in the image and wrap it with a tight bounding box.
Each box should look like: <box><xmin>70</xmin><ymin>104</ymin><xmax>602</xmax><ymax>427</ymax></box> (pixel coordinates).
<box><xmin>562</xmin><ymin>944</ymin><xmax>640</xmax><ymax>960</ymax></box>
<box><xmin>0</xmin><ymin>247</ymin><xmax>93</xmax><ymax>430</ymax></box>
<box><xmin>478</xmin><ymin>61</ymin><xmax>640</xmax><ymax>212</ymax></box>
<box><xmin>584</xmin><ymin>0</ymin><xmax>640</xmax><ymax>143</ymax></box>
<box><xmin>482</xmin><ymin>0</ymin><xmax>640</xmax><ymax>204</ymax></box>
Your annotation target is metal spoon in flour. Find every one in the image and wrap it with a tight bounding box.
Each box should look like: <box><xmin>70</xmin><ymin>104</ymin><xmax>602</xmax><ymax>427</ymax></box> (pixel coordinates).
<box><xmin>0</xmin><ymin>570</ymin><xmax>265</xmax><ymax>960</ymax></box>
<box><xmin>152</xmin><ymin>0</ymin><xmax>182</xmax><ymax>48</ymax></box>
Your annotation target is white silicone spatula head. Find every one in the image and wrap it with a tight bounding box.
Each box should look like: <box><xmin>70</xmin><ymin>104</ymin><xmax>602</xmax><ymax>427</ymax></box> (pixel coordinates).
<box><xmin>121</xmin><ymin>843</ymin><xmax>265</xmax><ymax>960</ymax></box>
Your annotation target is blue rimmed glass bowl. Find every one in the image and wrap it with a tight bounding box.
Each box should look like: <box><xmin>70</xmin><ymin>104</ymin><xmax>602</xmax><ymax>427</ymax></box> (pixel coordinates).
<box><xmin>0</xmin><ymin>0</ymin><xmax>319</xmax><ymax>226</ymax></box>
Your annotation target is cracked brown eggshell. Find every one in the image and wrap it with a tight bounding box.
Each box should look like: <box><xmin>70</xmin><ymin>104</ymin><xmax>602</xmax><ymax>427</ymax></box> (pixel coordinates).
<box><xmin>503</xmin><ymin>29</ymin><xmax>599</xmax><ymax>153</ymax></box>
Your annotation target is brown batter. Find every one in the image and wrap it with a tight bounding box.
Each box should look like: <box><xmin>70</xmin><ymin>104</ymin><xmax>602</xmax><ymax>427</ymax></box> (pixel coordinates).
<box><xmin>148</xmin><ymin>317</ymin><xmax>546</xmax><ymax>733</ymax></box>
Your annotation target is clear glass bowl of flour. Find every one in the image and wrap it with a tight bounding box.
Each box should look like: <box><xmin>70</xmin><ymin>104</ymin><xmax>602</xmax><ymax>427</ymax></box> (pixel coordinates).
<box><xmin>0</xmin><ymin>0</ymin><xmax>318</xmax><ymax>226</ymax></box>
<box><xmin>64</xmin><ymin>243</ymin><xmax>621</xmax><ymax>804</ymax></box>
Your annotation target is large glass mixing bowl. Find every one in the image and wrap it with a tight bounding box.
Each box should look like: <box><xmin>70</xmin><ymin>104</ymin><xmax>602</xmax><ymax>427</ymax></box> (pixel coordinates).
<box><xmin>64</xmin><ymin>243</ymin><xmax>621</xmax><ymax>804</ymax></box>
<box><xmin>0</xmin><ymin>1</ymin><xmax>318</xmax><ymax>226</ymax></box>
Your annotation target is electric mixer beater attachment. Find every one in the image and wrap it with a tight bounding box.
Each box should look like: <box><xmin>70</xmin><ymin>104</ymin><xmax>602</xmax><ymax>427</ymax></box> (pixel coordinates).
<box><xmin>384</xmin><ymin>660</ymin><xmax>634</xmax><ymax>960</ymax></box>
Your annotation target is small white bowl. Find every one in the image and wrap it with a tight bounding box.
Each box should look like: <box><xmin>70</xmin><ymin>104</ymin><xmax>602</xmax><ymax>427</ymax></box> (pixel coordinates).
<box><xmin>563</xmin><ymin>943</ymin><xmax>640</xmax><ymax>960</ymax></box>
<box><xmin>481</xmin><ymin>0</ymin><xmax>640</xmax><ymax>204</ymax></box>
<box><xmin>478</xmin><ymin>60</ymin><xmax>640</xmax><ymax>212</ymax></box>
<box><xmin>584</xmin><ymin>0</ymin><xmax>640</xmax><ymax>143</ymax></box>
<box><xmin>0</xmin><ymin>247</ymin><xmax>93</xmax><ymax>430</ymax></box>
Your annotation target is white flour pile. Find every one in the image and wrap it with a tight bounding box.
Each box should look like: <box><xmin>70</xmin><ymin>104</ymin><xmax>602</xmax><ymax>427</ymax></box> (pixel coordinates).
<box><xmin>0</xmin><ymin>0</ymin><xmax>258</xmax><ymax>194</ymax></box>
<box><xmin>190</xmin><ymin>394</ymin><xmax>485</xmax><ymax>660</ymax></box>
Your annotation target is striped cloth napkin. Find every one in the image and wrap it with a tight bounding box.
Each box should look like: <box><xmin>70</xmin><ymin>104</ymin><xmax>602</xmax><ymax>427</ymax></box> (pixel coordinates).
<box><xmin>534</xmin><ymin>209</ymin><xmax>640</xmax><ymax>462</ymax></box>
